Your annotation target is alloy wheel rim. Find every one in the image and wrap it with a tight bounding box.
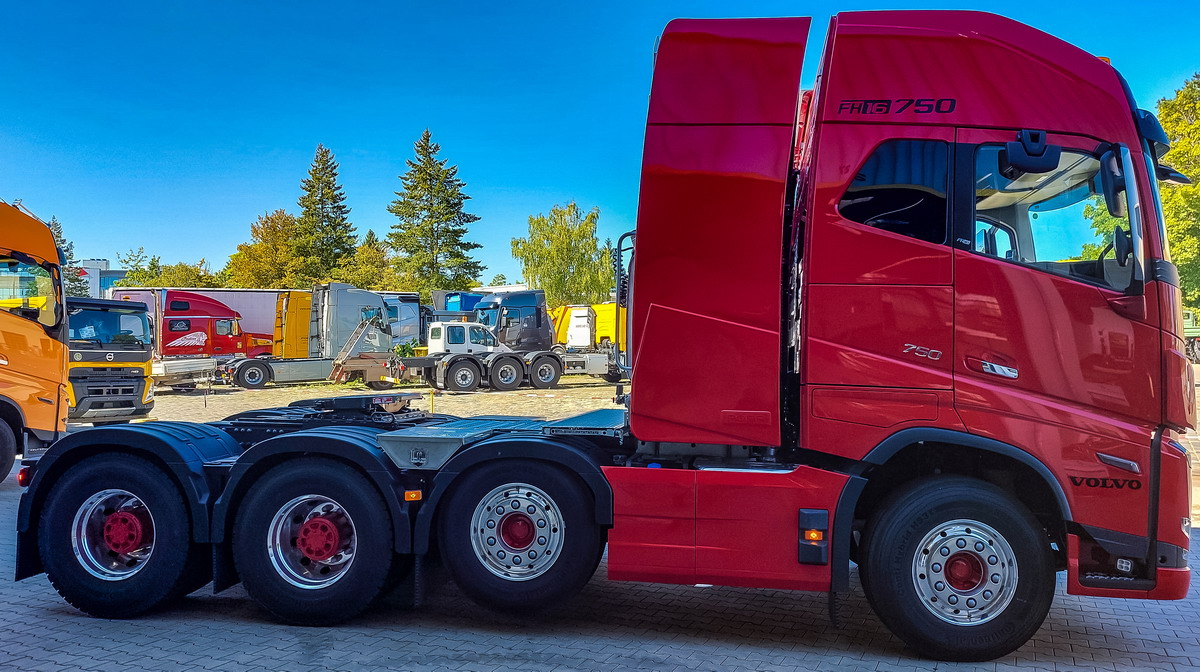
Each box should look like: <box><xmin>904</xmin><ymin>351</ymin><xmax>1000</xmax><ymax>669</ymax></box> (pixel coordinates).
<box><xmin>911</xmin><ymin>518</ymin><xmax>1018</xmax><ymax>625</ymax></box>
<box><xmin>71</xmin><ymin>489</ymin><xmax>155</xmax><ymax>580</ymax></box>
<box><xmin>267</xmin><ymin>494</ymin><xmax>357</xmax><ymax>590</ymax></box>
<box><xmin>469</xmin><ymin>482</ymin><xmax>564</xmax><ymax>581</ymax></box>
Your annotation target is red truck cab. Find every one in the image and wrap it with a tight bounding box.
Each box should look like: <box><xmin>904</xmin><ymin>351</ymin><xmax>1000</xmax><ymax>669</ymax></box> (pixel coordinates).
<box><xmin>114</xmin><ymin>289</ymin><xmax>273</xmax><ymax>359</ymax></box>
<box><xmin>619</xmin><ymin>10</ymin><xmax>1192</xmax><ymax>658</ymax></box>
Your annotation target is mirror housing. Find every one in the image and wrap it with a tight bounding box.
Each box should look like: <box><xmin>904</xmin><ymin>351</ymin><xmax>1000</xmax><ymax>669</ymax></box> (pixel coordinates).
<box><xmin>1000</xmin><ymin>129</ymin><xmax>1061</xmax><ymax>176</ymax></box>
<box><xmin>1099</xmin><ymin>148</ymin><xmax>1127</xmax><ymax>218</ymax></box>
<box><xmin>1156</xmin><ymin>164</ymin><xmax>1194</xmax><ymax>186</ymax></box>
<box><xmin>1136</xmin><ymin>109</ymin><xmax>1171</xmax><ymax>160</ymax></box>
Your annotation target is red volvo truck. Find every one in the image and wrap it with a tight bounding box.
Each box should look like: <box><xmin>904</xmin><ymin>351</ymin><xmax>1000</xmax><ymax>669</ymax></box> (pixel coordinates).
<box><xmin>12</xmin><ymin>11</ymin><xmax>1193</xmax><ymax>661</ymax></box>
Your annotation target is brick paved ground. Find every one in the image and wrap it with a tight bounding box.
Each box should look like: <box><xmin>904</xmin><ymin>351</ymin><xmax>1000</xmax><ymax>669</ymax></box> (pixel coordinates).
<box><xmin>1</xmin><ymin>380</ymin><xmax>1197</xmax><ymax>671</ymax></box>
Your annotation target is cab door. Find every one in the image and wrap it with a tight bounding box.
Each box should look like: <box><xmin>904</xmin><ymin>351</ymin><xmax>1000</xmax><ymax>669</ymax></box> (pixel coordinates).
<box><xmin>952</xmin><ymin>128</ymin><xmax>1159</xmax><ymax>540</ymax></box>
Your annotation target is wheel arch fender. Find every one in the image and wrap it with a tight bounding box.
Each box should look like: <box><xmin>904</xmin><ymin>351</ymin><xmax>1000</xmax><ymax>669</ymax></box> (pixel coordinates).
<box><xmin>208</xmin><ymin>425</ymin><xmax>411</xmax><ymax>590</ymax></box>
<box><xmin>412</xmin><ymin>435</ymin><xmax>614</xmax><ymax>555</ymax></box>
<box><xmin>0</xmin><ymin>395</ymin><xmax>27</xmax><ymax>441</ymax></box>
<box><xmin>15</xmin><ymin>422</ymin><xmax>242</xmax><ymax>580</ymax></box>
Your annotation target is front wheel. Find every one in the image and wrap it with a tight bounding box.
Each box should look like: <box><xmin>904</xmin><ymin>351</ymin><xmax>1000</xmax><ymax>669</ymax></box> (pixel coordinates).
<box><xmin>38</xmin><ymin>454</ymin><xmax>205</xmax><ymax>618</ymax></box>
<box><xmin>860</xmin><ymin>476</ymin><xmax>1055</xmax><ymax>661</ymax></box>
<box><xmin>235</xmin><ymin>361</ymin><xmax>270</xmax><ymax>389</ymax></box>
<box><xmin>438</xmin><ymin>461</ymin><xmax>604</xmax><ymax>613</ymax></box>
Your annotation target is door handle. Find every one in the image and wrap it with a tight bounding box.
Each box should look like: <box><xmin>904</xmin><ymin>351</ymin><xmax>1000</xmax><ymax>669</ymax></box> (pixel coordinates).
<box><xmin>966</xmin><ymin>356</ymin><xmax>1018</xmax><ymax>379</ymax></box>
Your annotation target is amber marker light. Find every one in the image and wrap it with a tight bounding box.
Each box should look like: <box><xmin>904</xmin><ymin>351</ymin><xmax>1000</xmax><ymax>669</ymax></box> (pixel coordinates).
<box><xmin>404</xmin><ymin>490</ymin><xmax>423</xmax><ymax>501</ymax></box>
<box><xmin>804</xmin><ymin>529</ymin><xmax>823</xmax><ymax>542</ymax></box>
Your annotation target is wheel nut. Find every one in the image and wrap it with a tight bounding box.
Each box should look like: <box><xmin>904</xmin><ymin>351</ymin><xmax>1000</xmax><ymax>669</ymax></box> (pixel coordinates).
<box><xmin>934</xmin><ymin>581</ymin><xmax>945</xmax><ymax>591</ymax></box>
<box><xmin>967</xmin><ymin>598</ymin><xmax>977</xmax><ymax>608</ymax></box>
<box><xmin>487</xmin><ymin>537</ymin><xmax>496</xmax><ymax>546</ymax></box>
<box><xmin>497</xmin><ymin>550</ymin><xmax>506</xmax><ymax>559</ymax></box>
<box><xmin>956</xmin><ymin>539</ymin><xmax>966</xmax><ymax>548</ymax></box>
<box><xmin>537</xmin><ymin>519</ymin><xmax>546</xmax><ymax>528</ymax></box>
<box><xmin>983</xmin><ymin>590</ymin><xmax>993</xmax><ymax>600</ymax></box>
<box><xmin>529</xmin><ymin>551</ymin><xmax>537</xmax><ymax>559</ymax></box>
<box><xmin>487</xmin><ymin>520</ymin><xmax>496</xmax><ymax>529</ymax></box>
<box><xmin>988</xmin><ymin>555</ymin><xmax>998</xmax><ymax>565</ymax></box>
<box><xmin>527</xmin><ymin>505</ymin><xmax>536</xmax><ymax>514</ymax></box>
<box><xmin>931</xmin><ymin>563</ymin><xmax>941</xmax><ymax>573</ymax></box>
<box><xmin>975</xmin><ymin>542</ymin><xmax>985</xmax><ymax>551</ymax></box>
<box><xmin>948</xmin><ymin>595</ymin><xmax>958</xmax><ymax>605</ymax></box>
<box><xmin>940</xmin><ymin>547</ymin><xmax>950</xmax><ymax>557</ymax></box>
<box><xmin>537</xmin><ymin>536</ymin><xmax>547</xmax><ymax>545</ymax></box>
<box><xmin>513</xmin><ymin>556</ymin><xmax>522</xmax><ymax>565</ymax></box>
<box><xmin>991</xmin><ymin>573</ymin><xmax>1001</xmax><ymax>584</ymax></box>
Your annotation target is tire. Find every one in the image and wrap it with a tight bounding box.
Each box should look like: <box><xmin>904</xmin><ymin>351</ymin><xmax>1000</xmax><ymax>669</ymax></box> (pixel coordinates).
<box><xmin>232</xmin><ymin>458</ymin><xmax>395</xmax><ymax>625</ymax></box>
<box><xmin>438</xmin><ymin>460</ymin><xmax>604</xmax><ymax>613</ymax></box>
<box><xmin>488</xmin><ymin>359</ymin><xmax>523</xmax><ymax>392</ymax></box>
<box><xmin>529</xmin><ymin>357</ymin><xmax>561</xmax><ymax>389</ymax></box>
<box><xmin>235</xmin><ymin>361</ymin><xmax>270</xmax><ymax>389</ymax></box>
<box><xmin>860</xmin><ymin>475</ymin><xmax>1055</xmax><ymax>661</ymax></box>
<box><xmin>38</xmin><ymin>454</ymin><xmax>205</xmax><ymax>618</ymax></box>
<box><xmin>0</xmin><ymin>421</ymin><xmax>16</xmax><ymax>481</ymax></box>
<box><xmin>600</xmin><ymin>371</ymin><xmax>623</xmax><ymax>384</ymax></box>
<box><xmin>365</xmin><ymin>380</ymin><xmax>395</xmax><ymax>391</ymax></box>
<box><xmin>445</xmin><ymin>360</ymin><xmax>480</xmax><ymax>392</ymax></box>
<box><xmin>422</xmin><ymin>367</ymin><xmax>440</xmax><ymax>390</ymax></box>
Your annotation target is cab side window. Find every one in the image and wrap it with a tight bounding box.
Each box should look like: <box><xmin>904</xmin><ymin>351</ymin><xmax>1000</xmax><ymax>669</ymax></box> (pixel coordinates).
<box><xmin>214</xmin><ymin>319</ymin><xmax>233</xmax><ymax>336</ymax></box>
<box><xmin>447</xmin><ymin>325</ymin><xmax>465</xmax><ymax>345</ymax></box>
<box><xmin>469</xmin><ymin>326</ymin><xmax>489</xmax><ymax>345</ymax></box>
<box><xmin>838</xmin><ymin>139</ymin><xmax>949</xmax><ymax>244</ymax></box>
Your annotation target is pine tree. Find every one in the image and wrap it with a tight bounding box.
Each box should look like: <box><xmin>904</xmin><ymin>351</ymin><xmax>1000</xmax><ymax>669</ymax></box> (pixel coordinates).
<box><xmin>296</xmin><ymin>144</ymin><xmax>356</xmax><ymax>281</ymax></box>
<box><xmin>387</xmin><ymin>130</ymin><xmax>484</xmax><ymax>299</ymax></box>
<box><xmin>46</xmin><ymin>216</ymin><xmax>91</xmax><ymax>297</ymax></box>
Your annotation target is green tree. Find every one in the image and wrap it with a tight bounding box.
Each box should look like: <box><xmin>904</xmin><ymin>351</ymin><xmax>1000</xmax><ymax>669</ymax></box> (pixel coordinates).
<box><xmin>296</xmin><ymin>144</ymin><xmax>356</xmax><ymax>282</ymax></box>
<box><xmin>511</xmin><ymin>202</ymin><xmax>613</xmax><ymax>307</ymax></box>
<box><xmin>116</xmin><ymin>247</ymin><xmax>221</xmax><ymax>288</ymax></box>
<box><xmin>333</xmin><ymin>230</ymin><xmax>406</xmax><ymax>290</ymax></box>
<box><xmin>387</xmin><ymin>129</ymin><xmax>484</xmax><ymax>299</ymax></box>
<box><xmin>488</xmin><ymin>273</ymin><xmax>508</xmax><ymax>286</ymax></box>
<box><xmin>46</xmin><ymin>216</ymin><xmax>91</xmax><ymax>297</ymax></box>
<box><xmin>223</xmin><ymin>209</ymin><xmax>308</xmax><ymax>288</ymax></box>
<box><xmin>1157</xmin><ymin>74</ymin><xmax>1200</xmax><ymax>306</ymax></box>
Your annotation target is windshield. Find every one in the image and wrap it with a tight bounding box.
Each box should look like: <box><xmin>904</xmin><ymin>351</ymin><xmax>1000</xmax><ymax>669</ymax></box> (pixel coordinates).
<box><xmin>68</xmin><ymin>307</ymin><xmax>151</xmax><ymax>349</ymax></box>
<box><xmin>474</xmin><ymin>307</ymin><xmax>499</xmax><ymax>327</ymax></box>
<box><xmin>0</xmin><ymin>256</ymin><xmax>59</xmax><ymax>328</ymax></box>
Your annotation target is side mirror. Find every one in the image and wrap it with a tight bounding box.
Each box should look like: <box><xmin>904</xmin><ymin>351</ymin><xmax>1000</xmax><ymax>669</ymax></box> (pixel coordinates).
<box><xmin>1156</xmin><ymin>164</ymin><xmax>1194</xmax><ymax>186</ymax></box>
<box><xmin>1099</xmin><ymin>148</ymin><xmax>1127</xmax><ymax>218</ymax></box>
<box><xmin>1113</xmin><ymin>225</ymin><xmax>1132</xmax><ymax>267</ymax></box>
<box><xmin>1000</xmin><ymin>129</ymin><xmax>1062</xmax><ymax>177</ymax></box>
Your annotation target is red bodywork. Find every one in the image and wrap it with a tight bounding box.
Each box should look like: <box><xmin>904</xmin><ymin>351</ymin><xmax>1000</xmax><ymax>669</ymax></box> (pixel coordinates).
<box><xmin>113</xmin><ymin>289</ymin><xmax>273</xmax><ymax>359</ymax></box>
<box><xmin>615</xmin><ymin>11</ymin><xmax>1191</xmax><ymax>600</ymax></box>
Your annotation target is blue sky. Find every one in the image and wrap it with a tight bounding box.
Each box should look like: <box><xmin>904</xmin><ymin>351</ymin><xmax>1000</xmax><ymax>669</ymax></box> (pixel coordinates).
<box><xmin>2</xmin><ymin>2</ymin><xmax>1197</xmax><ymax>282</ymax></box>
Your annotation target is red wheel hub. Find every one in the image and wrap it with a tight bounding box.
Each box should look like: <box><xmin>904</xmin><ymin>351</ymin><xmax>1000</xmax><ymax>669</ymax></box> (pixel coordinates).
<box><xmin>499</xmin><ymin>513</ymin><xmax>535</xmax><ymax>550</ymax></box>
<box><xmin>297</xmin><ymin>516</ymin><xmax>341</xmax><ymax>562</ymax></box>
<box><xmin>945</xmin><ymin>552</ymin><xmax>985</xmax><ymax>591</ymax></box>
<box><xmin>103</xmin><ymin>511</ymin><xmax>146</xmax><ymax>555</ymax></box>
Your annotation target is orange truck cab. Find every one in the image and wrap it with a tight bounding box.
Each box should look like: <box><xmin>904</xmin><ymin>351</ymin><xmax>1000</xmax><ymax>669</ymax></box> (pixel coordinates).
<box><xmin>0</xmin><ymin>200</ymin><xmax>66</xmax><ymax>476</ymax></box>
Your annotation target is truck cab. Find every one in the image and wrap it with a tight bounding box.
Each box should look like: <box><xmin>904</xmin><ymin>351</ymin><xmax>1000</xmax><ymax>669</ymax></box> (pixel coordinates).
<box><xmin>427</xmin><ymin>321</ymin><xmax>507</xmax><ymax>356</ymax></box>
<box><xmin>159</xmin><ymin>291</ymin><xmax>267</xmax><ymax>358</ymax></box>
<box><xmin>0</xmin><ymin>200</ymin><xmax>65</xmax><ymax>472</ymax></box>
<box><xmin>472</xmin><ymin>290</ymin><xmax>554</xmax><ymax>351</ymax></box>
<box><xmin>65</xmin><ymin>297</ymin><xmax>154</xmax><ymax>424</ymax></box>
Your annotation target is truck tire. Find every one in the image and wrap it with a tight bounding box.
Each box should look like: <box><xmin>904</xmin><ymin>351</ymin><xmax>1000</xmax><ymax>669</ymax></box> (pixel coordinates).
<box><xmin>0</xmin><ymin>421</ymin><xmax>16</xmax><ymax>481</ymax></box>
<box><xmin>529</xmin><ymin>357</ymin><xmax>561</xmax><ymax>389</ymax></box>
<box><xmin>860</xmin><ymin>475</ymin><xmax>1055</xmax><ymax>661</ymax></box>
<box><xmin>488</xmin><ymin>359</ymin><xmax>523</xmax><ymax>392</ymax></box>
<box><xmin>365</xmin><ymin>380</ymin><xmax>395</xmax><ymax>391</ymax></box>
<box><xmin>600</xmin><ymin>371</ymin><xmax>623</xmax><ymax>383</ymax></box>
<box><xmin>438</xmin><ymin>460</ymin><xmax>604</xmax><ymax>613</ymax></box>
<box><xmin>446</xmin><ymin>360</ymin><xmax>480</xmax><ymax>392</ymax></box>
<box><xmin>232</xmin><ymin>458</ymin><xmax>395</xmax><ymax>625</ymax></box>
<box><xmin>235</xmin><ymin>361</ymin><xmax>270</xmax><ymax>389</ymax></box>
<box><xmin>38</xmin><ymin>454</ymin><xmax>205</xmax><ymax>618</ymax></box>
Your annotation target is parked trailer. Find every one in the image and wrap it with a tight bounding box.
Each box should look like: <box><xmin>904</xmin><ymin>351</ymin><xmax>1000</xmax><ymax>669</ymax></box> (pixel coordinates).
<box><xmin>14</xmin><ymin>11</ymin><xmax>1195</xmax><ymax>663</ymax></box>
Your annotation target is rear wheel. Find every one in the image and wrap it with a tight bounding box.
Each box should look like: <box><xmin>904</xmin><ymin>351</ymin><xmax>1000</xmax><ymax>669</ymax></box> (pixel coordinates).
<box><xmin>235</xmin><ymin>361</ymin><xmax>270</xmax><ymax>389</ymax></box>
<box><xmin>438</xmin><ymin>460</ymin><xmax>604</xmax><ymax>613</ymax></box>
<box><xmin>446</xmin><ymin>360</ymin><xmax>480</xmax><ymax>392</ymax></box>
<box><xmin>38</xmin><ymin>454</ymin><xmax>205</xmax><ymax>618</ymax></box>
<box><xmin>860</xmin><ymin>476</ymin><xmax>1055</xmax><ymax>661</ymax></box>
<box><xmin>529</xmin><ymin>358</ymin><xmax>561</xmax><ymax>389</ymax></box>
<box><xmin>488</xmin><ymin>359</ymin><xmax>523</xmax><ymax>392</ymax></box>
<box><xmin>232</xmin><ymin>458</ymin><xmax>395</xmax><ymax>625</ymax></box>
<box><xmin>365</xmin><ymin>380</ymin><xmax>395</xmax><ymax>391</ymax></box>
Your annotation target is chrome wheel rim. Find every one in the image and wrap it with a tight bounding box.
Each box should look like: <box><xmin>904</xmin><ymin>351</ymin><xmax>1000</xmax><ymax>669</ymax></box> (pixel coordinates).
<box><xmin>535</xmin><ymin>363</ymin><xmax>556</xmax><ymax>384</ymax></box>
<box><xmin>469</xmin><ymin>483</ymin><xmax>564</xmax><ymax>581</ymax></box>
<box><xmin>244</xmin><ymin>367</ymin><xmax>264</xmax><ymax>385</ymax></box>
<box><xmin>497</xmin><ymin>364</ymin><xmax>518</xmax><ymax>386</ymax></box>
<box><xmin>71</xmin><ymin>489</ymin><xmax>155</xmax><ymax>580</ymax></box>
<box><xmin>454</xmin><ymin>366</ymin><xmax>475</xmax><ymax>388</ymax></box>
<box><xmin>911</xmin><ymin>519</ymin><xmax>1018</xmax><ymax>626</ymax></box>
<box><xmin>267</xmin><ymin>495</ymin><xmax>357</xmax><ymax>590</ymax></box>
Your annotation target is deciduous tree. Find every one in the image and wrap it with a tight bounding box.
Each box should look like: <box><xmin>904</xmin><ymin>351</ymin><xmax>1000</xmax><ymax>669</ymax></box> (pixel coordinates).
<box><xmin>511</xmin><ymin>202</ymin><xmax>613</xmax><ymax>307</ymax></box>
<box><xmin>332</xmin><ymin>230</ymin><xmax>406</xmax><ymax>290</ymax></box>
<box><xmin>1158</xmin><ymin>74</ymin><xmax>1200</xmax><ymax>306</ymax></box>
<box><xmin>387</xmin><ymin>130</ymin><xmax>484</xmax><ymax>299</ymax></box>
<box><xmin>116</xmin><ymin>247</ymin><xmax>221</xmax><ymax>288</ymax></box>
<box><xmin>223</xmin><ymin>209</ymin><xmax>307</xmax><ymax>288</ymax></box>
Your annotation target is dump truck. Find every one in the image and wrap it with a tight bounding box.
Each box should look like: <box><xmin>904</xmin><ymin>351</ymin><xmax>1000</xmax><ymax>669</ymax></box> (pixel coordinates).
<box><xmin>65</xmin><ymin>297</ymin><xmax>154</xmax><ymax>424</ymax></box>
<box><xmin>13</xmin><ymin>11</ymin><xmax>1195</xmax><ymax>662</ymax></box>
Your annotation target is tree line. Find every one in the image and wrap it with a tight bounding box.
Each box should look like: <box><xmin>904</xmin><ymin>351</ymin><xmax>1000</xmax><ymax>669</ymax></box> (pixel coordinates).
<box><xmin>81</xmin><ymin>129</ymin><xmax>612</xmax><ymax>306</ymax></box>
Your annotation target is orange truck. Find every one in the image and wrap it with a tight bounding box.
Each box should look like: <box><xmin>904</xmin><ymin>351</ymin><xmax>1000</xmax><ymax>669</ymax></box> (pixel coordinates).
<box><xmin>0</xmin><ymin>200</ymin><xmax>66</xmax><ymax>478</ymax></box>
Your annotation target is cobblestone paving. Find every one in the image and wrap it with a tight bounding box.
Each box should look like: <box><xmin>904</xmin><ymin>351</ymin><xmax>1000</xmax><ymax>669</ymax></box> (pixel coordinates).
<box><xmin>5</xmin><ymin>380</ymin><xmax>1197</xmax><ymax>671</ymax></box>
